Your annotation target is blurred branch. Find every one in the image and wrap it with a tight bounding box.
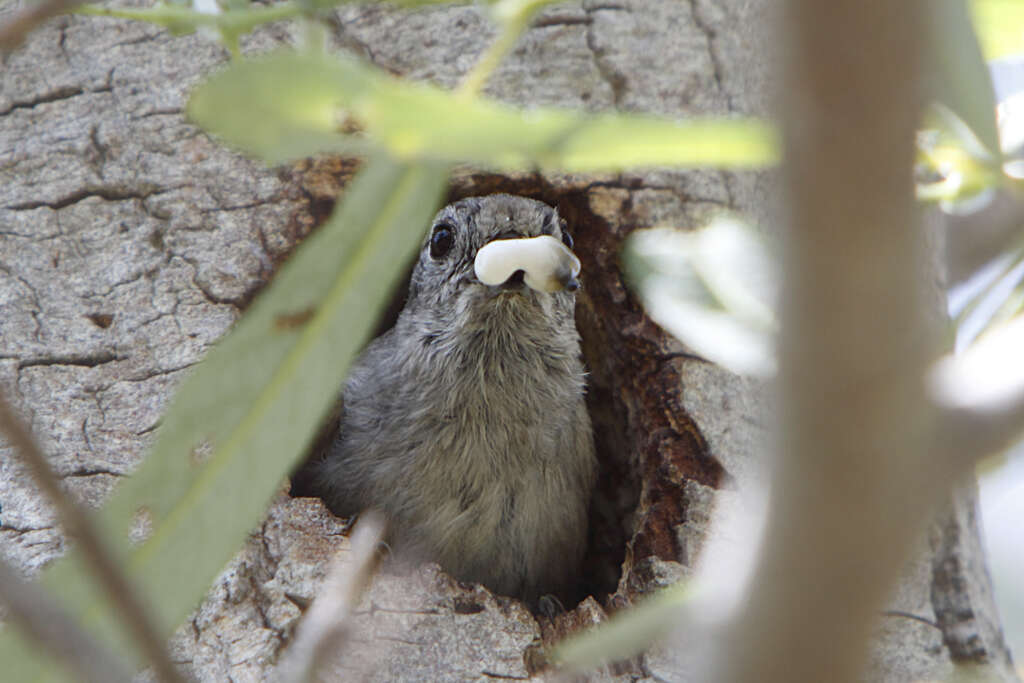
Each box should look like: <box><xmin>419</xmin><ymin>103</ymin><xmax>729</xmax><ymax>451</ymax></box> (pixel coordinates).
<box><xmin>0</xmin><ymin>391</ymin><xmax>187</xmax><ymax>683</ymax></box>
<box><xmin>277</xmin><ymin>512</ymin><xmax>385</xmax><ymax>683</ymax></box>
<box><xmin>0</xmin><ymin>0</ymin><xmax>83</xmax><ymax>53</ymax></box>
<box><xmin>0</xmin><ymin>558</ymin><xmax>134</xmax><ymax>683</ymax></box>
<box><xmin>707</xmin><ymin>2</ymin><xmax>935</xmax><ymax>683</ymax></box>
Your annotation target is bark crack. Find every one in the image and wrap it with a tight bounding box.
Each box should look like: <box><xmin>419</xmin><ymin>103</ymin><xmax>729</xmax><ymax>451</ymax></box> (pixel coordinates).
<box><xmin>16</xmin><ymin>352</ymin><xmax>124</xmax><ymax>369</ymax></box>
<box><xmin>118</xmin><ymin>362</ymin><xmax>198</xmax><ymax>383</ymax></box>
<box><xmin>880</xmin><ymin>609</ymin><xmax>941</xmax><ymax>630</ymax></box>
<box><xmin>0</xmin><ymin>523</ymin><xmax>56</xmax><ymax>535</ymax></box>
<box><xmin>532</xmin><ymin>14</ymin><xmax>592</xmax><ymax>29</ymax></box>
<box><xmin>0</xmin><ymin>86</ymin><xmax>84</xmax><ymax>116</ymax></box>
<box><xmin>61</xmin><ymin>466</ymin><xmax>126</xmax><ymax>478</ymax></box>
<box><xmin>5</xmin><ymin>184</ymin><xmax>167</xmax><ymax>211</ymax></box>
<box><xmin>177</xmin><ymin>254</ymin><xmax>245</xmax><ymax>309</ymax></box>
<box><xmin>685</xmin><ymin>0</ymin><xmax>735</xmax><ymax>113</ymax></box>
<box><xmin>583</xmin><ymin>5</ymin><xmax>629</xmax><ymax>108</ymax></box>
<box><xmin>131</xmin><ymin>107</ymin><xmax>185</xmax><ymax>121</ymax></box>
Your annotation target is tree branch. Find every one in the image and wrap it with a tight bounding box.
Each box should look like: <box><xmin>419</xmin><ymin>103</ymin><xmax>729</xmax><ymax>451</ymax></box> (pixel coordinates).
<box><xmin>0</xmin><ymin>557</ymin><xmax>134</xmax><ymax>683</ymax></box>
<box><xmin>0</xmin><ymin>391</ymin><xmax>187</xmax><ymax>683</ymax></box>
<box><xmin>707</xmin><ymin>2</ymin><xmax>937</xmax><ymax>682</ymax></box>
<box><xmin>276</xmin><ymin>512</ymin><xmax>385</xmax><ymax>683</ymax></box>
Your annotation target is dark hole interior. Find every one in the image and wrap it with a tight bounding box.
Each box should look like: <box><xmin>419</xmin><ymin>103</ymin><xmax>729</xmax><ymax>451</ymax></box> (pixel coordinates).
<box><xmin>289</xmin><ymin>172</ymin><xmax>640</xmax><ymax>611</ymax></box>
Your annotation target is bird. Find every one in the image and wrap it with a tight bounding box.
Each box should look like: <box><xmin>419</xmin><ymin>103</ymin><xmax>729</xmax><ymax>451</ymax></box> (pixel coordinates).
<box><xmin>296</xmin><ymin>194</ymin><xmax>596</xmax><ymax>607</ymax></box>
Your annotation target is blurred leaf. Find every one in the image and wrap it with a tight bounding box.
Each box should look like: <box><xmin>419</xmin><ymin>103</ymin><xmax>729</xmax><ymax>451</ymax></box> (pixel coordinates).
<box><xmin>990</xmin><ymin>282</ymin><xmax>1024</xmax><ymax>327</ymax></box>
<box><xmin>971</xmin><ymin>0</ymin><xmax>1024</xmax><ymax>59</ymax></box>
<box><xmin>187</xmin><ymin>52</ymin><xmax>778</xmax><ymax>169</ymax></box>
<box><xmin>954</xmin><ymin>244</ymin><xmax>1024</xmax><ymax>348</ymax></box>
<box><xmin>933</xmin><ymin>312</ymin><xmax>1024</xmax><ymax>415</ymax></box>
<box><xmin>0</xmin><ymin>156</ymin><xmax>448</xmax><ymax>680</ymax></box>
<box><xmin>188</xmin><ymin>53</ymin><xmax>376</xmax><ymax>161</ymax></box>
<box><xmin>916</xmin><ymin>105</ymin><xmax>1005</xmax><ymax>207</ymax></box>
<box><xmin>928</xmin><ymin>0</ymin><xmax>1001</xmax><ymax>158</ymax></box>
<box><xmin>623</xmin><ymin>218</ymin><xmax>778</xmax><ymax>377</ymax></box>
<box><xmin>554</xmin><ymin>583</ymin><xmax>692</xmax><ymax>672</ymax></box>
<box><xmin>556</xmin><ymin>116</ymin><xmax>777</xmax><ymax>171</ymax></box>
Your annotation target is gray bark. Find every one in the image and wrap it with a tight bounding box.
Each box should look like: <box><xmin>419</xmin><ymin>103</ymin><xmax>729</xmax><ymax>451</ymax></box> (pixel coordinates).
<box><xmin>0</xmin><ymin>0</ymin><xmax>1013</xmax><ymax>680</ymax></box>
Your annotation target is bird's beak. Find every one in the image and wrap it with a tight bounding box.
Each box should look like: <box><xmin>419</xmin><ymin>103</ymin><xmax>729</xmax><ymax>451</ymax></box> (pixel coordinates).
<box><xmin>473</xmin><ymin>235</ymin><xmax>581</xmax><ymax>293</ymax></box>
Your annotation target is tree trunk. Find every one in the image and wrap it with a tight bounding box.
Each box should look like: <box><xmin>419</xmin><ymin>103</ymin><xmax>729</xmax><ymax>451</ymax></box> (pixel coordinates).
<box><xmin>0</xmin><ymin>0</ymin><xmax>1013</xmax><ymax>680</ymax></box>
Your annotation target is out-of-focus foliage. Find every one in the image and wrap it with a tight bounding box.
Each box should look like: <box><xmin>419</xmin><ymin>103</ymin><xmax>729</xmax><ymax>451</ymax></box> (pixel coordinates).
<box><xmin>553</xmin><ymin>583</ymin><xmax>692</xmax><ymax>672</ymax></box>
<box><xmin>931</xmin><ymin>0</ymin><xmax>1001</xmax><ymax>158</ymax></box>
<box><xmin>623</xmin><ymin>218</ymin><xmax>777</xmax><ymax>377</ymax></box>
<box><xmin>188</xmin><ymin>52</ymin><xmax>777</xmax><ymax>169</ymax></box>
<box><xmin>916</xmin><ymin>0</ymin><xmax>1024</xmax><ymax>211</ymax></box>
<box><xmin>951</xmin><ymin>244</ymin><xmax>1024</xmax><ymax>349</ymax></box>
<box><xmin>932</xmin><ymin>313</ymin><xmax>1024</xmax><ymax>412</ymax></box>
<box><xmin>971</xmin><ymin>0</ymin><xmax>1024</xmax><ymax>59</ymax></box>
<box><xmin>916</xmin><ymin>104</ymin><xmax>1004</xmax><ymax>207</ymax></box>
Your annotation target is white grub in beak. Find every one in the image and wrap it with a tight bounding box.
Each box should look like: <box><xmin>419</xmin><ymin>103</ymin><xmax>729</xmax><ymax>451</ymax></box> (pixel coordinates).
<box><xmin>474</xmin><ymin>235</ymin><xmax>581</xmax><ymax>293</ymax></box>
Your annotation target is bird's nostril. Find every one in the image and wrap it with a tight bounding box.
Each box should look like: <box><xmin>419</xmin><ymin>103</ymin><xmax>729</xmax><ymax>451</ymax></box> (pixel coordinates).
<box><xmin>506</xmin><ymin>269</ymin><xmax>526</xmax><ymax>285</ymax></box>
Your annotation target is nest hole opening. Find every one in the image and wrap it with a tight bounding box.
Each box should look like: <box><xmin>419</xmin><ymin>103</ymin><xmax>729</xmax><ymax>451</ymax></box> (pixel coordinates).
<box><xmin>288</xmin><ymin>171</ymin><xmax>644</xmax><ymax>613</ymax></box>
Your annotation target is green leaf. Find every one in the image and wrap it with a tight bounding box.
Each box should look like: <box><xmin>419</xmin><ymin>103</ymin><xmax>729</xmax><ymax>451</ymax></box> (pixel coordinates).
<box><xmin>0</xmin><ymin>156</ymin><xmax>448</xmax><ymax>680</ymax></box>
<box><xmin>187</xmin><ymin>52</ymin><xmax>778</xmax><ymax>169</ymax></box>
<box><xmin>554</xmin><ymin>116</ymin><xmax>776</xmax><ymax>171</ymax></box>
<box><xmin>553</xmin><ymin>582</ymin><xmax>692</xmax><ymax>672</ymax></box>
<box><xmin>916</xmin><ymin>105</ymin><xmax>1005</xmax><ymax>206</ymax></box>
<box><xmin>927</xmin><ymin>0</ymin><xmax>1002</xmax><ymax>158</ymax></box>
<box><xmin>971</xmin><ymin>0</ymin><xmax>1024</xmax><ymax>60</ymax></box>
<box><xmin>623</xmin><ymin>218</ymin><xmax>778</xmax><ymax>377</ymax></box>
<box><xmin>954</xmin><ymin>244</ymin><xmax>1024</xmax><ymax>347</ymax></box>
<box><xmin>187</xmin><ymin>53</ymin><xmax>378</xmax><ymax>162</ymax></box>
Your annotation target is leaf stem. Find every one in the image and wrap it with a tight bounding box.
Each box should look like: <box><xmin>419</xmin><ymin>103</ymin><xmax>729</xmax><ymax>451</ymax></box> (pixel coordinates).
<box><xmin>456</xmin><ymin>0</ymin><xmax>554</xmax><ymax>98</ymax></box>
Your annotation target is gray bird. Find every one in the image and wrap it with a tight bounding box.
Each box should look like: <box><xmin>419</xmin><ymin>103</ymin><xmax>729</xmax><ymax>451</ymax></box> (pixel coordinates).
<box><xmin>299</xmin><ymin>194</ymin><xmax>596</xmax><ymax>606</ymax></box>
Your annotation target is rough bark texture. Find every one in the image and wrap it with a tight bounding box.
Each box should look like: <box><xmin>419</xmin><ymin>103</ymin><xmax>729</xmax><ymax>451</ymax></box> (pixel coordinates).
<box><xmin>0</xmin><ymin>0</ymin><xmax>1014</xmax><ymax>680</ymax></box>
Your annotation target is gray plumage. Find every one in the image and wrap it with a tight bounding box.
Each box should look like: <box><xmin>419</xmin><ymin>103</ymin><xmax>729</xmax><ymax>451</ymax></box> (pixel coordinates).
<box><xmin>305</xmin><ymin>194</ymin><xmax>596</xmax><ymax>605</ymax></box>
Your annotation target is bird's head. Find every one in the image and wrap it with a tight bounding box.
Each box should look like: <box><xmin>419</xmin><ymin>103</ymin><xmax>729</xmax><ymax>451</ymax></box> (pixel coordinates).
<box><xmin>404</xmin><ymin>195</ymin><xmax>582</xmax><ymax>341</ymax></box>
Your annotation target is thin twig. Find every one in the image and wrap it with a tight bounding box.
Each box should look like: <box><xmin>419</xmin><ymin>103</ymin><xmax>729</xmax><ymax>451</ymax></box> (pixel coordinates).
<box><xmin>0</xmin><ymin>391</ymin><xmax>188</xmax><ymax>683</ymax></box>
<box><xmin>457</xmin><ymin>0</ymin><xmax>556</xmax><ymax>98</ymax></box>
<box><xmin>0</xmin><ymin>557</ymin><xmax>134</xmax><ymax>683</ymax></box>
<box><xmin>880</xmin><ymin>609</ymin><xmax>940</xmax><ymax>630</ymax></box>
<box><xmin>276</xmin><ymin>512</ymin><xmax>385</xmax><ymax>683</ymax></box>
<box><xmin>0</xmin><ymin>0</ymin><xmax>85</xmax><ymax>53</ymax></box>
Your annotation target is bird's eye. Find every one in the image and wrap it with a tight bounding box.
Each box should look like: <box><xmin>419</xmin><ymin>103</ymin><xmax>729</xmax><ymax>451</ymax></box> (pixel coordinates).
<box><xmin>430</xmin><ymin>224</ymin><xmax>455</xmax><ymax>259</ymax></box>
